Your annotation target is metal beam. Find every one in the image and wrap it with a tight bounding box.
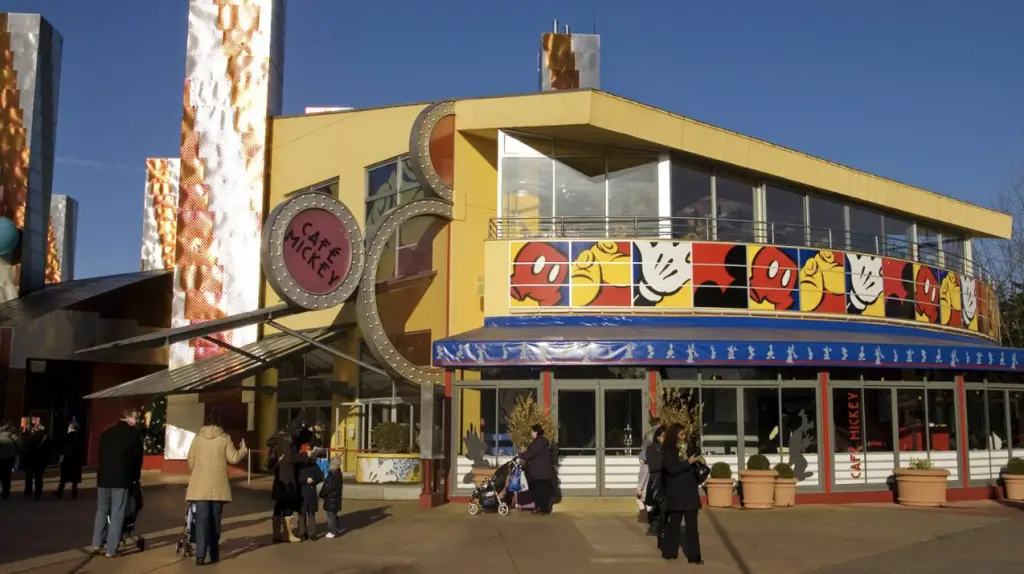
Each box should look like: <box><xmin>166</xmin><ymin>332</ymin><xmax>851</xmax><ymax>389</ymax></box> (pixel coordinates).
<box><xmin>201</xmin><ymin>335</ymin><xmax>268</xmax><ymax>365</ymax></box>
<box><xmin>266</xmin><ymin>320</ymin><xmax>393</xmax><ymax>380</ymax></box>
<box><xmin>75</xmin><ymin>303</ymin><xmax>301</xmax><ymax>355</ymax></box>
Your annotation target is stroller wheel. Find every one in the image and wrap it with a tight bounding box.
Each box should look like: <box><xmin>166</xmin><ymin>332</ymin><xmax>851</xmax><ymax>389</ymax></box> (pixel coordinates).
<box><xmin>497</xmin><ymin>503</ymin><xmax>510</xmax><ymax>516</ymax></box>
<box><xmin>467</xmin><ymin>502</ymin><xmax>480</xmax><ymax>516</ymax></box>
<box><xmin>136</xmin><ymin>538</ymin><xmax>146</xmax><ymax>552</ymax></box>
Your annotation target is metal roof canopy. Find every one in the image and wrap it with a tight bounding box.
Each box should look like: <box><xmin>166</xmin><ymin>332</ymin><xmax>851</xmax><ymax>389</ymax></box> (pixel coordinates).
<box><xmin>85</xmin><ymin>327</ymin><xmax>347</xmax><ymax>399</ymax></box>
<box><xmin>0</xmin><ymin>270</ymin><xmax>171</xmax><ymax>328</ymax></box>
<box><xmin>73</xmin><ymin>303</ymin><xmax>301</xmax><ymax>356</ymax></box>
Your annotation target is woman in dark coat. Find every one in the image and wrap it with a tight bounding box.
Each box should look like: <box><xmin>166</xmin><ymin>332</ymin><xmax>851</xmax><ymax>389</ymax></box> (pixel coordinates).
<box><xmin>266</xmin><ymin>423</ymin><xmax>312</xmax><ymax>543</ymax></box>
<box><xmin>517</xmin><ymin>424</ymin><xmax>555</xmax><ymax>515</ymax></box>
<box><xmin>22</xmin><ymin>425</ymin><xmax>52</xmax><ymax>500</ymax></box>
<box><xmin>643</xmin><ymin>426</ymin><xmax>665</xmax><ymax>536</ymax></box>
<box><xmin>56</xmin><ymin>422</ymin><xmax>83</xmax><ymax>499</ymax></box>
<box><xmin>659</xmin><ymin>423</ymin><xmax>703</xmax><ymax>564</ymax></box>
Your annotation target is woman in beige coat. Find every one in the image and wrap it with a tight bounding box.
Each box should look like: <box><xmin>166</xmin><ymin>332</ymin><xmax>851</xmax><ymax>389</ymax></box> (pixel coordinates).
<box><xmin>186</xmin><ymin>410</ymin><xmax>247</xmax><ymax>566</ymax></box>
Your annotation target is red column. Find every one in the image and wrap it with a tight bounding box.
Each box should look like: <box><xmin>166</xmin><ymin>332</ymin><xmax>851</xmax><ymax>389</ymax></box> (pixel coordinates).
<box><xmin>819</xmin><ymin>371</ymin><xmax>832</xmax><ymax>495</ymax></box>
<box><xmin>648</xmin><ymin>369</ymin><xmax>659</xmax><ymax>418</ymax></box>
<box><xmin>955</xmin><ymin>375</ymin><xmax>970</xmax><ymax>488</ymax></box>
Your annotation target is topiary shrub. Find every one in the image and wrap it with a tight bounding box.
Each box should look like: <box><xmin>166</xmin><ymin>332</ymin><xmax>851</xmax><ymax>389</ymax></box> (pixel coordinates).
<box><xmin>1005</xmin><ymin>457</ymin><xmax>1024</xmax><ymax>475</ymax></box>
<box><xmin>747</xmin><ymin>453</ymin><xmax>771</xmax><ymax>471</ymax></box>
<box><xmin>774</xmin><ymin>462</ymin><xmax>794</xmax><ymax>479</ymax></box>
<box><xmin>373</xmin><ymin>422</ymin><xmax>410</xmax><ymax>454</ymax></box>
<box><xmin>710</xmin><ymin>461</ymin><xmax>733</xmax><ymax>479</ymax></box>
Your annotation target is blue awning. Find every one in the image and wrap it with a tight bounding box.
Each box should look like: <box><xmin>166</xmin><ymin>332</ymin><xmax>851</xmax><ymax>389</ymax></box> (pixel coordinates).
<box><xmin>433</xmin><ymin>315</ymin><xmax>1022</xmax><ymax>372</ymax></box>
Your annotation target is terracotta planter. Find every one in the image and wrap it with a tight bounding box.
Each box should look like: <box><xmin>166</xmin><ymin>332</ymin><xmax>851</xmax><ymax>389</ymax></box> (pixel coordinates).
<box><xmin>894</xmin><ymin>468</ymin><xmax>951</xmax><ymax>507</ymax></box>
<box><xmin>142</xmin><ymin>455</ymin><xmax>163</xmax><ymax>470</ymax></box>
<box><xmin>739</xmin><ymin>470</ymin><xmax>778</xmax><ymax>509</ymax></box>
<box><xmin>704</xmin><ymin>478</ymin><xmax>735</xmax><ymax>508</ymax></box>
<box><xmin>470</xmin><ymin>467</ymin><xmax>497</xmax><ymax>486</ymax></box>
<box><xmin>774</xmin><ymin>478</ymin><xmax>798</xmax><ymax>507</ymax></box>
<box><xmin>1003</xmin><ymin>474</ymin><xmax>1024</xmax><ymax>501</ymax></box>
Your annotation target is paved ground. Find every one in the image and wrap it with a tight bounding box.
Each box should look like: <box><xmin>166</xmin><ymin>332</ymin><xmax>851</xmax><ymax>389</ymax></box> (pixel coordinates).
<box><xmin>2</xmin><ymin>473</ymin><xmax>1024</xmax><ymax>574</ymax></box>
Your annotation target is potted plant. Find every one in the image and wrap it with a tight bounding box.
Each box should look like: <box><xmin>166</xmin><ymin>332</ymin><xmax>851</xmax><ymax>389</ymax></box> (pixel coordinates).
<box><xmin>893</xmin><ymin>457</ymin><xmax>950</xmax><ymax>507</ymax></box>
<box><xmin>141</xmin><ymin>395</ymin><xmax>166</xmax><ymax>470</ymax></box>
<box><xmin>705</xmin><ymin>462</ymin><xmax>735</xmax><ymax>508</ymax></box>
<box><xmin>739</xmin><ymin>454</ymin><xmax>777</xmax><ymax>509</ymax></box>
<box><xmin>773</xmin><ymin>462</ymin><xmax>797</xmax><ymax>507</ymax></box>
<box><xmin>505</xmin><ymin>395</ymin><xmax>556</xmax><ymax>454</ymax></box>
<box><xmin>1002</xmin><ymin>457</ymin><xmax>1024</xmax><ymax>501</ymax></box>
<box><xmin>356</xmin><ymin>422</ymin><xmax>422</xmax><ymax>484</ymax></box>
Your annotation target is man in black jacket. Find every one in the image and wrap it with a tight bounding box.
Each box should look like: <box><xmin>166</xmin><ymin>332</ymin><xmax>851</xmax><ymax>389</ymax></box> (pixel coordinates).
<box><xmin>91</xmin><ymin>409</ymin><xmax>143</xmax><ymax>558</ymax></box>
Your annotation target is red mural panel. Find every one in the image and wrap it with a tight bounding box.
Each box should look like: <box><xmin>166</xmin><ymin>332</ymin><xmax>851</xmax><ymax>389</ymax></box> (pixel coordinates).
<box><xmin>692</xmin><ymin>243</ymin><xmax>748</xmax><ymax>309</ymax></box>
<box><xmin>882</xmin><ymin>258</ymin><xmax>914</xmax><ymax>320</ymax></box>
<box><xmin>914</xmin><ymin>264</ymin><xmax>940</xmax><ymax>324</ymax></box>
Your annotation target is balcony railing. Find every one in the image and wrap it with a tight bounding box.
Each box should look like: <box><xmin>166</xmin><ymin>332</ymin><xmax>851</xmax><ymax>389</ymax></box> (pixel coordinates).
<box><xmin>489</xmin><ymin>216</ymin><xmax>982</xmax><ymax>280</ymax></box>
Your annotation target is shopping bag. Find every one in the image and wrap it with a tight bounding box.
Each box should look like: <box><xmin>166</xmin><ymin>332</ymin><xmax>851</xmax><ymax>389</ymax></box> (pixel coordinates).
<box><xmin>316</xmin><ymin>457</ymin><xmax>331</xmax><ymax>477</ymax></box>
<box><xmin>518</xmin><ymin>470</ymin><xmax>530</xmax><ymax>493</ymax></box>
<box><xmin>507</xmin><ymin>467</ymin><xmax>522</xmax><ymax>493</ymax></box>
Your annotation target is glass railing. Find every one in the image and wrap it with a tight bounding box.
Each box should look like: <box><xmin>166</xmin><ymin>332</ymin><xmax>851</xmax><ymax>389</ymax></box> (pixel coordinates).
<box><xmin>489</xmin><ymin>216</ymin><xmax>979</xmax><ymax>280</ymax></box>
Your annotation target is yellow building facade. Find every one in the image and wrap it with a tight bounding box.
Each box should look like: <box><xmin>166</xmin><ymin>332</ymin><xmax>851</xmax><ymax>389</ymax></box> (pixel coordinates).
<box><xmin>253</xmin><ymin>89</ymin><xmax>1021</xmax><ymax>502</ymax></box>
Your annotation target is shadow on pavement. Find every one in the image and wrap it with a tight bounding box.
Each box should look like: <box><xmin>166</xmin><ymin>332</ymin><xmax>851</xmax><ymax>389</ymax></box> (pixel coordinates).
<box><xmin>337</xmin><ymin>506</ymin><xmax>391</xmax><ymax>534</ymax></box>
<box><xmin>995</xmin><ymin>498</ymin><xmax>1024</xmax><ymax>514</ymax></box>
<box><xmin>705</xmin><ymin>510</ymin><xmax>753</xmax><ymax>574</ymax></box>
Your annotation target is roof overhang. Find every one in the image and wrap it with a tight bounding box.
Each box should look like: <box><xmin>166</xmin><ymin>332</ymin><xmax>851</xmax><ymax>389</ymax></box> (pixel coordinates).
<box><xmin>434</xmin><ymin>315</ymin><xmax>1021</xmax><ymax>372</ymax></box>
<box><xmin>454</xmin><ymin>90</ymin><xmax>1011</xmax><ymax>239</ymax></box>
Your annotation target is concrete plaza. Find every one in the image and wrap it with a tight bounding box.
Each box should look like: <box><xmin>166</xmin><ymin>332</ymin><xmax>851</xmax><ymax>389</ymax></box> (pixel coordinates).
<box><xmin>2</xmin><ymin>472</ymin><xmax>1023</xmax><ymax>574</ymax></box>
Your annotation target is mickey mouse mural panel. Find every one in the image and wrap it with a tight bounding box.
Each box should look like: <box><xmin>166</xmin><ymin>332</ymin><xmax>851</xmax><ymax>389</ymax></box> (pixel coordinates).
<box><xmin>798</xmin><ymin>249</ymin><xmax>846</xmax><ymax>314</ymax></box>
<box><xmin>509</xmin><ymin>241</ymin><xmax>570</xmax><ymax>307</ymax></box>
<box><xmin>632</xmin><ymin>241</ymin><xmax>693</xmax><ymax>308</ymax></box>
<box><xmin>747</xmin><ymin>245</ymin><xmax>800</xmax><ymax>311</ymax></box>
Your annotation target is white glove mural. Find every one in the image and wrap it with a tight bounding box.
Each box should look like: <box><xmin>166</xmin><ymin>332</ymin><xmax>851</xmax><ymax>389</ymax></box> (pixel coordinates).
<box><xmin>634</xmin><ymin>241</ymin><xmax>692</xmax><ymax>306</ymax></box>
<box><xmin>847</xmin><ymin>253</ymin><xmax>883</xmax><ymax>313</ymax></box>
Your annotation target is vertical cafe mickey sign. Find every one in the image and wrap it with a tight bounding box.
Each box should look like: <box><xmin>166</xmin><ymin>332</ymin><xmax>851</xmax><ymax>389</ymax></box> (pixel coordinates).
<box><xmin>261</xmin><ymin>191</ymin><xmax>365</xmax><ymax>310</ymax></box>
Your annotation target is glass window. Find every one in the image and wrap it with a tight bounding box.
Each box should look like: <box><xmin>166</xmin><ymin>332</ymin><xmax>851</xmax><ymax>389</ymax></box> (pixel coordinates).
<box><xmin>942</xmin><ymin>235</ymin><xmax>965</xmax><ymax>273</ymax></box>
<box><xmin>927</xmin><ymin>389</ymin><xmax>957</xmax><ymax>452</ymax></box>
<box><xmin>917</xmin><ymin>226</ymin><xmax>940</xmax><ymax>266</ymax></box>
<box><xmin>848</xmin><ymin>206</ymin><xmax>883</xmax><ymax>255</ymax></box>
<box><xmin>863</xmin><ymin>388</ymin><xmax>894</xmax><ymax>452</ymax></box>
<box><xmin>780</xmin><ymin>388</ymin><xmax>817</xmax><ymax>483</ymax></box>
<box><xmin>554</xmin><ymin>156</ymin><xmax>606</xmax><ymax>231</ymax></box>
<box><xmin>501</xmin><ymin>157</ymin><xmax>553</xmax><ymax>220</ymax></box>
<box><xmin>1010</xmin><ymin>391</ymin><xmax>1024</xmax><ymax>451</ymax></box>
<box><xmin>607</xmin><ymin>153</ymin><xmax>658</xmax><ymax>220</ymax></box>
<box><xmin>833</xmin><ymin>388</ymin><xmax>862</xmax><ymax>454</ymax></box>
<box><xmin>670</xmin><ymin>163</ymin><xmax>712</xmax><ymax>240</ymax></box>
<box><xmin>604</xmin><ymin>389</ymin><xmax>644</xmax><ymax>458</ymax></box>
<box><xmin>965</xmin><ymin>389</ymin><xmax>987</xmax><ymax>451</ymax></box>
<box><xmin>896</xmin><ymin>389</ymin><xmax>926</xmax><ymax>451</ymax></box>
<box><xmin>883</xmin><ymin>216</ymin><xmax>911</xmax><ymax>259</ymax></box>
<box><xmin>714</xmin><ymin>174</ymin><xmax>755</xmax><ymax>243</ymax></box>
<box><xmin>988</xmin><ymin>390</ymin><xmax>1009</xmax><ymax>452</ymax></box>
<box><xmin>701</xmin><ymin>388</ymin><xmax>739</xmax><ymax>455</ymax></box>
<box><xmin>557</xmin><ymin>389</ymin><xmax>597</xmax><ymax>454</ymax></box>
<box><xmin>807</xmin><ymin>194</ymin><xmax>845</xmax><ymax>249</ymax></box>
<box><xmin>743</xmin><ymin>388</ymin><xmax>780</xmax><ymax>459</ymax></box>
<box><xmin>764</xmin><ymin>186</ymin><xmax>806</xmax><ymax>247</ymax></box>
<box><xmin>367</xmin><ymin>163</ymin><xmax>397</xmax><ymax>199</ymax></box>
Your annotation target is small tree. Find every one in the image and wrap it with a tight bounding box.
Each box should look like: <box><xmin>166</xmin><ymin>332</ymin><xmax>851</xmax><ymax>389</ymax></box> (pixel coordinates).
<box><xmin>142</xmin><ymin>395</ymin><xmax>166</xmax><ymax>455</ymax></box>
<box><xmin>657</xmin><ymin>385</ymin><xmax>703</xmax><ymax>452</ymax></box>
<box><xmin>505</xmin><ymin>395</ymin><xmax>555</xmax><ymax>451</ymax></box>
<box><xmin>373</xmin><ymin>422</ymin><xmax>410</xmax><ymax>454</ymax></box>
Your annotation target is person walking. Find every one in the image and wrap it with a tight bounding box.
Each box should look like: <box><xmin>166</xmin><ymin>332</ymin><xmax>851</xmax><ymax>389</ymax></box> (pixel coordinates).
<box><xmin>0</xmin><ymin>422</ymin><xmax>19</xmax><ymax>500</ymax></box>
<box><xmin>56</xmin><ymin>422</ymin><xmax>84</xmax><ymax>499</ymax></box>
<box><xmin>22</xmin><ymin>424</ymin><xmax>52</xmax><ymax>500</ymax></box>
<box><xmin>659</xmin><ymin>423</ymin><xmax>703</xmax><ymax>564</ymax></box>
<box><xmin>643</xmin><ymin>426</ymin><xmax>666</xmax><ymax>536</ymax></box>
<box><xmin>91</xmin><ymin>409</ymin><xmax>144</xmax><ymax>558</ymax></box>
<box><xmin>185</xmin><ymin>409</ymin><xmax>248</xmax><ymax>566</ymax></box>
<box><xmin>517</xmin><ymin>424</ymin><xmax>555</xmax><ymax>515</ymax></box>
<box><xmin>636</xmin><ymin>416</ymin><xmax>661</xmax><ymax>518</ymax></box>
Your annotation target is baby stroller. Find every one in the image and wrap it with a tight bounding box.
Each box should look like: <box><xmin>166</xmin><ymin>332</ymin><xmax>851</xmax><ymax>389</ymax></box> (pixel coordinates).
<box><xmin>467</xmin><ymin>458</ymin><xmax>520</xmax><ymax>516</ymax></box>
<box><xmin>174</xmin><ymin>502</ymin><xmax>197</xmax><ymax>557</ymax></box>
<box><xmin>113</xmin><ymin>484</ymin><xmax>146</xmax><ymax>552</ymax></box>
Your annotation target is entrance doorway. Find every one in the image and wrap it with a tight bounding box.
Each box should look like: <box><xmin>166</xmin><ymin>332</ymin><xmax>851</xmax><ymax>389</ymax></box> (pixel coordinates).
<box><xmin>553</xmin><ymin>380</ymin><xmax>646</xmax><ymax>496</ymax></box>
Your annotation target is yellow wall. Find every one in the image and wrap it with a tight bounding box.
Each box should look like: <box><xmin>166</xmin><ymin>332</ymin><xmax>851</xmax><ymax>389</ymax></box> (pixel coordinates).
<box><xmin>256</xmin><ymin>104</ymin><xmax>454</xmax><ymax>454</ymax></box>
<box><xmin>483</xmin><ymin>240</ymin><xmax>510</xmax><ymax>318</ymax></box>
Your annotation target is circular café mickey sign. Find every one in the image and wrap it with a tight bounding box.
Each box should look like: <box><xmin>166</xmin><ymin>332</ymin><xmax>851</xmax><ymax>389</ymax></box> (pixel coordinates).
<box><xmin>261</xmin><ymin>191</ymin><xmax>365</xmax><ymax>310</ymax></box>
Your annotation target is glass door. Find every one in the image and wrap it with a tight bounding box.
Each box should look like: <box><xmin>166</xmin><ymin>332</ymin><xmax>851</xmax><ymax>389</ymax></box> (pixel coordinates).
<box><xmin>554</xmin><ymin>381</ymin><xmax>646</xmax><ymax>496</ymax></box>
<box><xmin>556</xmin><ymin>389</ymin><xmax>598</xmax><ymax>495</ymax></box>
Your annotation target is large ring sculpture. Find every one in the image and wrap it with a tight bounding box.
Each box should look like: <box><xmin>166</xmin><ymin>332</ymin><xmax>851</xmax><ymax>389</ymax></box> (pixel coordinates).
<box><xmin>356</xmin><ymin>199</ymin><xmax>453</xmax><ymax>385</ymax></box>
<box><xmin>407</xmin><ymin>101</ymin><xmax>455</xmax><ymax>203</ymax></box>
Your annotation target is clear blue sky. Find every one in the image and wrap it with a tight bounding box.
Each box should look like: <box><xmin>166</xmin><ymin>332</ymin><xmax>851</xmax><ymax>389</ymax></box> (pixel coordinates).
<box><xmin>7</xmin><ymin>0</ymin><xmax>1023</xmax><ymax>278</ymax></box>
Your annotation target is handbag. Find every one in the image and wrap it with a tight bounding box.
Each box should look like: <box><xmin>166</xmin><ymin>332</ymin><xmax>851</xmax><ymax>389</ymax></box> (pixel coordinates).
<box><xmin>518</xmin><ymin>470</ymin><xmax>530</xmax><ymax>492</ymax></box>
<box><xmin>694</xmin><ymin>460</ymin><xmax>711</xmax><ymax>485</ymax></box>
<box><xmin>507</xmin><ymin>467</ymin><xmax>522</xmax><ymax>493</ymax></box>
